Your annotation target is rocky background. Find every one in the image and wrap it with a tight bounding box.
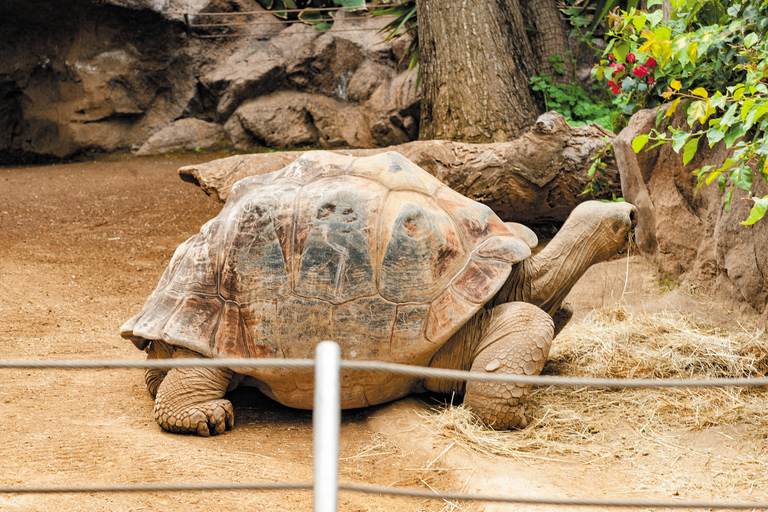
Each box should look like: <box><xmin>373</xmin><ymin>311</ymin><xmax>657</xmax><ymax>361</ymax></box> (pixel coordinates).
<box><xmin>0</xmin><ymin>0</ymin><xmax>419</xmax><ymax>162</ymax></box>
<box><xmin>614</xmin><ymin>108</ymin><xmax>768</xmax><ymax>325</ymax></box>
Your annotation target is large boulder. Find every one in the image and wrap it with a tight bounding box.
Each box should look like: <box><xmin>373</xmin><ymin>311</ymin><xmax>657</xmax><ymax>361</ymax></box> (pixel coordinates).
<box><xmin>137</xmin><ymin>118</ymin><xmax>225</xmax><ymax>155</ymax></box>
<box><xmin>614</xmin><ymin>107</ymin><xmax>768</xmax><ymax>325</ymax></box>
<box><xmin>0</xmin><ymin>0</ymin><xmax>418</xmax><ymax>162</ymax></box>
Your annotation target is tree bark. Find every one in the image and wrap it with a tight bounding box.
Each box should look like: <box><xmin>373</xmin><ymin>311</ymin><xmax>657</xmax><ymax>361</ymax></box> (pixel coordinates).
<box><xmin>179</xmin><ymin>112</ymin><xmax>620</xmax><ymax>226</ymax></box>
<box><xmin>415</xmin><ymin>0</ymin><xmax>542</xmax><ymax>142</ymax></box>
<box><xmin>524</xmin><ymin>0</ymin><xmax>574</xmax><ymax>87</ymax></box>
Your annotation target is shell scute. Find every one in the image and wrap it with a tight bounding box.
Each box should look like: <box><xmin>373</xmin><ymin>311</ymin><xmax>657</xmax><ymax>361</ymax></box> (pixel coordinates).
<box><xmin>219</xmin><ymin>184</ymin><xmax>296</xmax><ymax>302</ymax></box>
<box><xmin>293</xmin><ymin>177</ymin><xmax>386</xmax><ymax>303</ymax></box>
<box><xmin>348</xmin><ymin>152</ymin><xmax>442</xmax><ymax>194</ymax></box>
<box><xmin>272</xmin><ymin>151</ymin><xmax>348</xmax><ymax>185</ymax></box>
<box><xmin>277</xmin><ymin>296</ymin><xmax>332</xmax><ymax>359</ymax></box>
<box><xmin>166</xmin><ymin>223</ymin><xmax>220</xmax><ymax>297</ymax></box>
<box><xmin>378</xmin><ymin>190</ymin><xmax>465</xmax><ymax>303</ymax></box>
<box><xmin>390</xmin><ymin>304</ymin><xmax>432</xmax><ymax>363</ymax></box>
<box><xmin>434</xmin><ymin>186</ymin><xmax>513</xmax><ymax>249</ymax></box>
<box><xmin>332</xmin><ymin>296</ymin><xmax>396</xmax><ymax>361</ymax></box>
<box><xmin>161</xmin><ymin>295</ymin><xmax>223</xmax><ymax>357</ymax></box>
<box><xmin>452</xmin><ymin>258</ymin><xmax>511</xmax><ymax>304</ymax></box>
<box><xmin>425</xmin><ymin>289</ymin><xmax>476</xmax><ymax>343</ymax></box>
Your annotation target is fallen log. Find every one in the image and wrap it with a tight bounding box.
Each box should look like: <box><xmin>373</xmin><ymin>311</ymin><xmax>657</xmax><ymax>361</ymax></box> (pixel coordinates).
<box><xmin>178</xmin><ymin>112</ymin><xmax>620</xmax><ymax>226</ymax></box>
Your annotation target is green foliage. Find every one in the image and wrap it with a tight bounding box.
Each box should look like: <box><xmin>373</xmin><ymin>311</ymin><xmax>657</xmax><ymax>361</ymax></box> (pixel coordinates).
<box><xmin>254</xmin><ymin>0</ymin><xmax>365</xmax><ymax>30</ymax></box>
<box><xmin>562</xmin><ymin>0</ymin><xmax>642</xmax><ymax>36</ymax></box>
<box><xmin>582</xmin><ymin>141</ymin><xmax>616</xmax><ymax>198</ymax></box>
<box><xmin>530</xmin><ymin>73</ymin><xmax>622</xmax><ymax>131</ymax></box>
<box><xmin>371</xmin><ymin>1</ymin><xmax>419</xmax><ymax>89</ymax></box>
<box><xmin>595</xmin><ymin>0</ymin><xmax>768</xmax><ymax>223</ymax></box>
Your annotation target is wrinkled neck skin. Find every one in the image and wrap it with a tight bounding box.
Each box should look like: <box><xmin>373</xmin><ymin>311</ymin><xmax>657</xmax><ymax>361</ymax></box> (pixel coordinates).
<box><xmin>492</xmin><ymin>218</ymin><xmax>610</xmax><ymax>317</ymax></box>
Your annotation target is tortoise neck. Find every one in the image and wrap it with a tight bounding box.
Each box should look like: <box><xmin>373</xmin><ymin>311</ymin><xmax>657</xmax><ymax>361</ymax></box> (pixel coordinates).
<box><xmin>494</xmin><ymin>233</ymin><xmax>597</xmax><ymax>317</ymax></box>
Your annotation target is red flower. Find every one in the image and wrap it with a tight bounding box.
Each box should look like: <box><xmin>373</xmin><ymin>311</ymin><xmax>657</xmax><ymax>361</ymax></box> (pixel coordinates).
<box><xmin>646</xmin><ymin>57</ymin><xmax>657</xmax><ymax>69</ymax></box>
<box><xmin>608</xmin><ymin>79</ymin><xmax>616</xmax><ymax>87</ymax></box>
<box><xmin>608</xmin><ymin>53</ymin><xmax>616</xmax><ymax>61</ymax></box>
<box><xmin>648</xmin><ymin>76</ymin><xmax>655</xmax><ymax>85</ymax></box>
<box><xmin>632</xmin><ymin>64</ymin><xmax>649</xmax><ymax>77</ymax></box>
<box><xmin>626</xmin><ymin>53</ymin><xmax>636</xmax><ymax>63</ymax></box>
<box><xmin>612</xmin><ymin>63</ymin><xmax>625</xmax><ymax>75</ymax></box>
<box><xmin>611</xmin><ymin>85</ymin><xmax>621</xmax><ymax>94</ymax></box>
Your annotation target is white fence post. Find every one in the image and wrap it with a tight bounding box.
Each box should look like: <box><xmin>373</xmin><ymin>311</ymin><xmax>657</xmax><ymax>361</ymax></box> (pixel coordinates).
<box><xmin>313</xmin><ymin>341</ymin><xmax>341</xmax><ymax>512</ymax></box>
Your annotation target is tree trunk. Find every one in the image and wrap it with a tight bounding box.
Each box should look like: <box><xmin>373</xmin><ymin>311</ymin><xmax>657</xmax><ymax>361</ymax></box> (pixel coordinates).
<box><xmin>524</xmin><ymin>0</ymin><xmax>574</xmax><ymax>87</ymax></box>
<box><xmin>415</xmin><ymin>0</ymin><xmax>542</xmax><ymax>142</ymax></box>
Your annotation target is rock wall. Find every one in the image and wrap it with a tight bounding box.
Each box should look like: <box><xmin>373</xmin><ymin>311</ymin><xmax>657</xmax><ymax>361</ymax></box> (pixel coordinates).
<box><xmin>0</xmin><ymin>0</ymin><xmax>418</xmax><ymax>162</ymax></box>
<box><xmin>614</xmin><ymin>107</ymin><xmax>768</xmax><ymax>325</ymax></box>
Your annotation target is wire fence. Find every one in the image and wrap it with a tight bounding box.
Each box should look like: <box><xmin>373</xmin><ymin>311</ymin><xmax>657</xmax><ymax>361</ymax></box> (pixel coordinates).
<box><xmin>167</xmin><ymin>5</ymin><xmax>403</xmax><ymax>39</ymax></box>
<box><xmin>2</xmin><ymin>347</ymin><xmax>768</xmax><ymax>510</ymax></box>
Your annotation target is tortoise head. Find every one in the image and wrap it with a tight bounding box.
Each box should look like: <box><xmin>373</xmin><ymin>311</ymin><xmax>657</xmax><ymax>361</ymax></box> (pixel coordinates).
<box><xmin>519</xmin><ymin>200</ymin><xmax>637</xmax><ymax>317</ymax></box>
<box><xmin>562</xmin><ymin>200</ymin><xmax>637</xmax><ymax>265</ymax></box>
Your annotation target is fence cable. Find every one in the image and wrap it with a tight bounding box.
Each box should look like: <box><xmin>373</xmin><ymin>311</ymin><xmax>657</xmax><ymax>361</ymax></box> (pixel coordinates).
<box><xmin>3</xmin><ymin>354</ymin><xmax>768</xmax><ymax>509</ymax></box>
<box><xmin>2</xmin><ymin>357</ymin><xmax>768</xmax><ymax>389</ymax></box>
<box><xmin>1</xmin><ymin>481</ymin><xmax>768</xmax><ymax>509</ymax></box>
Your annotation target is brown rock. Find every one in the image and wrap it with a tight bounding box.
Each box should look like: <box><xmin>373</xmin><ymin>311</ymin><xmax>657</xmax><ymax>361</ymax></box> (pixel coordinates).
<box><xmin>614</xmin><ymin>107</ymin><xmax>768</xmax><ymax>322</ymax></box>
<box><xmin>137</xmin><ymin>118</ymin><xmax>225</xmax><ymax>155</ymax></box>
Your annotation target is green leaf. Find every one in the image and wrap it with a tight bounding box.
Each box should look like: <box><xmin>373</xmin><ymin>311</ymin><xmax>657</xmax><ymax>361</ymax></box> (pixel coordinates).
<box><xmin>687</xmin><ymin>100</ymin><xmax>708</xmax><ymax>126</ymax></box>
<box><xmin>724</xmin><ymin>187</ymin><xmax>733</xmax><ymax>213</ymax></box>
<box><xmin>710</xmin><ymin>91</ymin><xmax>727</xmax><ymax>110</ymax></box>
<box><xmin>671</xmin><ymin>130</ymin><xmax>691</xmax><ymax>153</ymax></box>
<box><xmin>742</xmin><ymin>196</ymin><xmax>768</xmax><ymax>225</ymax></box>
<box><xmin>632</xmin><ymin>14</ymin><xmax>647</xmax><ymax>32</ymax></box>
<box><xmin>687</xmin><ymin>42</ymin><xmax>698</xmax><ymax>66</ymax></box>
<box><xmin>614</xmin><ymin>41</ymin><xmax>631</xmax><ymax>62</ymax></box>
<box><xmin>633</xmin><ymin>134</ymin><xmax>650</xmax><ymax>153</ymax></box>
<box><xmin>744</xmin><ymin>32</ymin><xmax>759</xmax><ymax>48</ymax></box>
<box><xmin>724</xmin><ymin>125</ymin><xmax>747</xmax><ymax>147</ymax></box>
<box><xmin>691</xmin><ymin>88</ymin><xmax>708</xmax><ymax>98</ymax></box>
<box><xmin>683</xmin><ymin>136</ymin><xmax>700</xmax><ymax>166</ymax></box>
<box><xmin>721</xmin><ymin>102</ymin><xmax>740</xmax><ymax>127</ymax></box>
<box><xmin>707</xmin><ymin>128</ymin><xmax>725</xmax><ymax>146</ymax></box>
<box><xmin>730</xmin><ymin>165</ymin><xmax>754</xmax><ymax>191</ymax></box>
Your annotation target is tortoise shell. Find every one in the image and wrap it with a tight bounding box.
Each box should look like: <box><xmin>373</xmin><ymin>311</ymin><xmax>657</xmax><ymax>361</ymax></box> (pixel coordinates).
<box><xmin>121</xmin><ymin>151</ymin><xmax>531</xmax><ymax>371</ymax></box>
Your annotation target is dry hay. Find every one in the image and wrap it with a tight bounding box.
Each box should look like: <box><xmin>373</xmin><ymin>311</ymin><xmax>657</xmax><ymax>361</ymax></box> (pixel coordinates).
<box><xmin>421</xmin><ymin>302</ymin><xmax>768</xmax><ymax>494</ymax></box>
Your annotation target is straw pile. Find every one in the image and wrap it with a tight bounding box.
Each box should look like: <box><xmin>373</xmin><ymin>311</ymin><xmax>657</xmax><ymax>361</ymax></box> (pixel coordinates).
<box><xmin>422</xmin><ymin>302</ymin><xmax>768</xmax><ymax>491</ymax></box>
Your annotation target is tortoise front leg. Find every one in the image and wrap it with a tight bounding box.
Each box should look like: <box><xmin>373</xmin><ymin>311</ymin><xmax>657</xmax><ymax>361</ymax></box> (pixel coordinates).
<box><xmin>464</xmin><ymin>302</ymin><xmax>554</xmax><ymax>429</ymax></box>
<box><xmin>153</xmin><ymin>348</ymin><xmax>235</xmax><ymax>436</ymax></box>
<box><xmin>144</xmin><ymin>340</ymin><xmax>174</xmax><ymax>399</ymax></box>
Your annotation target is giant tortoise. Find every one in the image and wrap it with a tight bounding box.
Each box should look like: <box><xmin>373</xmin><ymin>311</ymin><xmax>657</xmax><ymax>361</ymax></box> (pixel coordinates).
<box><xmin>121</xmin><ymin>151</ymin><xmax>636</xmax><ymax>436</ymax></box>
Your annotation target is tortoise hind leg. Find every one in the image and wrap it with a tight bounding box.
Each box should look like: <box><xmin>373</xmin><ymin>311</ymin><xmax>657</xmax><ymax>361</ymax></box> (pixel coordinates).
<box><xmin>464</xmin><ymin>302</ymin><xmax>554</xmax><ymax>429</ymax></box>
<box><xmin>153</xmin><ymin>348</ymin><xmax>235</xmax><ymax>436</ymax></box>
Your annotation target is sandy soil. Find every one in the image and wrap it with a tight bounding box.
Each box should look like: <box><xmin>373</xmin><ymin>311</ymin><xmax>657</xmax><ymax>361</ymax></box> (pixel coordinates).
<box><xmin>0</xmin><ymin>154</ymin><xmax>764</xmax><ymax>512</ymax></box>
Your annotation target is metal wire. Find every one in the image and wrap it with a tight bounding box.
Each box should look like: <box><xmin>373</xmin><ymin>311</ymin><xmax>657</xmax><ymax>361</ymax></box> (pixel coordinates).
<box><xmin>164</xmin><ymin>5</ymin><xmax>395</xmax><ymax>16</ymax></box>
<box><xmin>2</xmin><ymin>357</ymin><xmax>768</xmax><ymax>389</ymax></box>
<box><xmin>3</xmin><ymin>354</ymin><xmax>768</xmax><ymax>508</ymax></box>
<box><xmin>192</xmin><ymin>28</ymin><xmax>387</xmax><ymax>38</ymax></box>
<box><xmin>1</xmin><ymin>481</ymin><xmax>767</xmax><ymax>509</ymax></box>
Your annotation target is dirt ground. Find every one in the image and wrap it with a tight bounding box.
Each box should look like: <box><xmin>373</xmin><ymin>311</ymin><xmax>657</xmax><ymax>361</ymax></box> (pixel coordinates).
<box><xmin>0</xmin><ymin>154</ymin><xmax>765</xmax><ymax>512</ymax></box>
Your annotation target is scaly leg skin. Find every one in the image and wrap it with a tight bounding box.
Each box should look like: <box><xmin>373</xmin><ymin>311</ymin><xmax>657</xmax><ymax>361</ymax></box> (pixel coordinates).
<box><xmin>153</xmin><ymin>348</ymin><xmax>235</xmax><ymax>436</ymax></box>
<box><xmin>552</xmin><ymin>299</ymin><xmax>573</xmax><ymax>338</ymax></box>
<box><xmin>464</xmin><ymin>302</ymin><xmax>554</xmax><ymax>429</ymax></box>
<box><xmin>144</xmin><ymin>340</ymin><xmax>175</xmax><ymax>399</ymax></box>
